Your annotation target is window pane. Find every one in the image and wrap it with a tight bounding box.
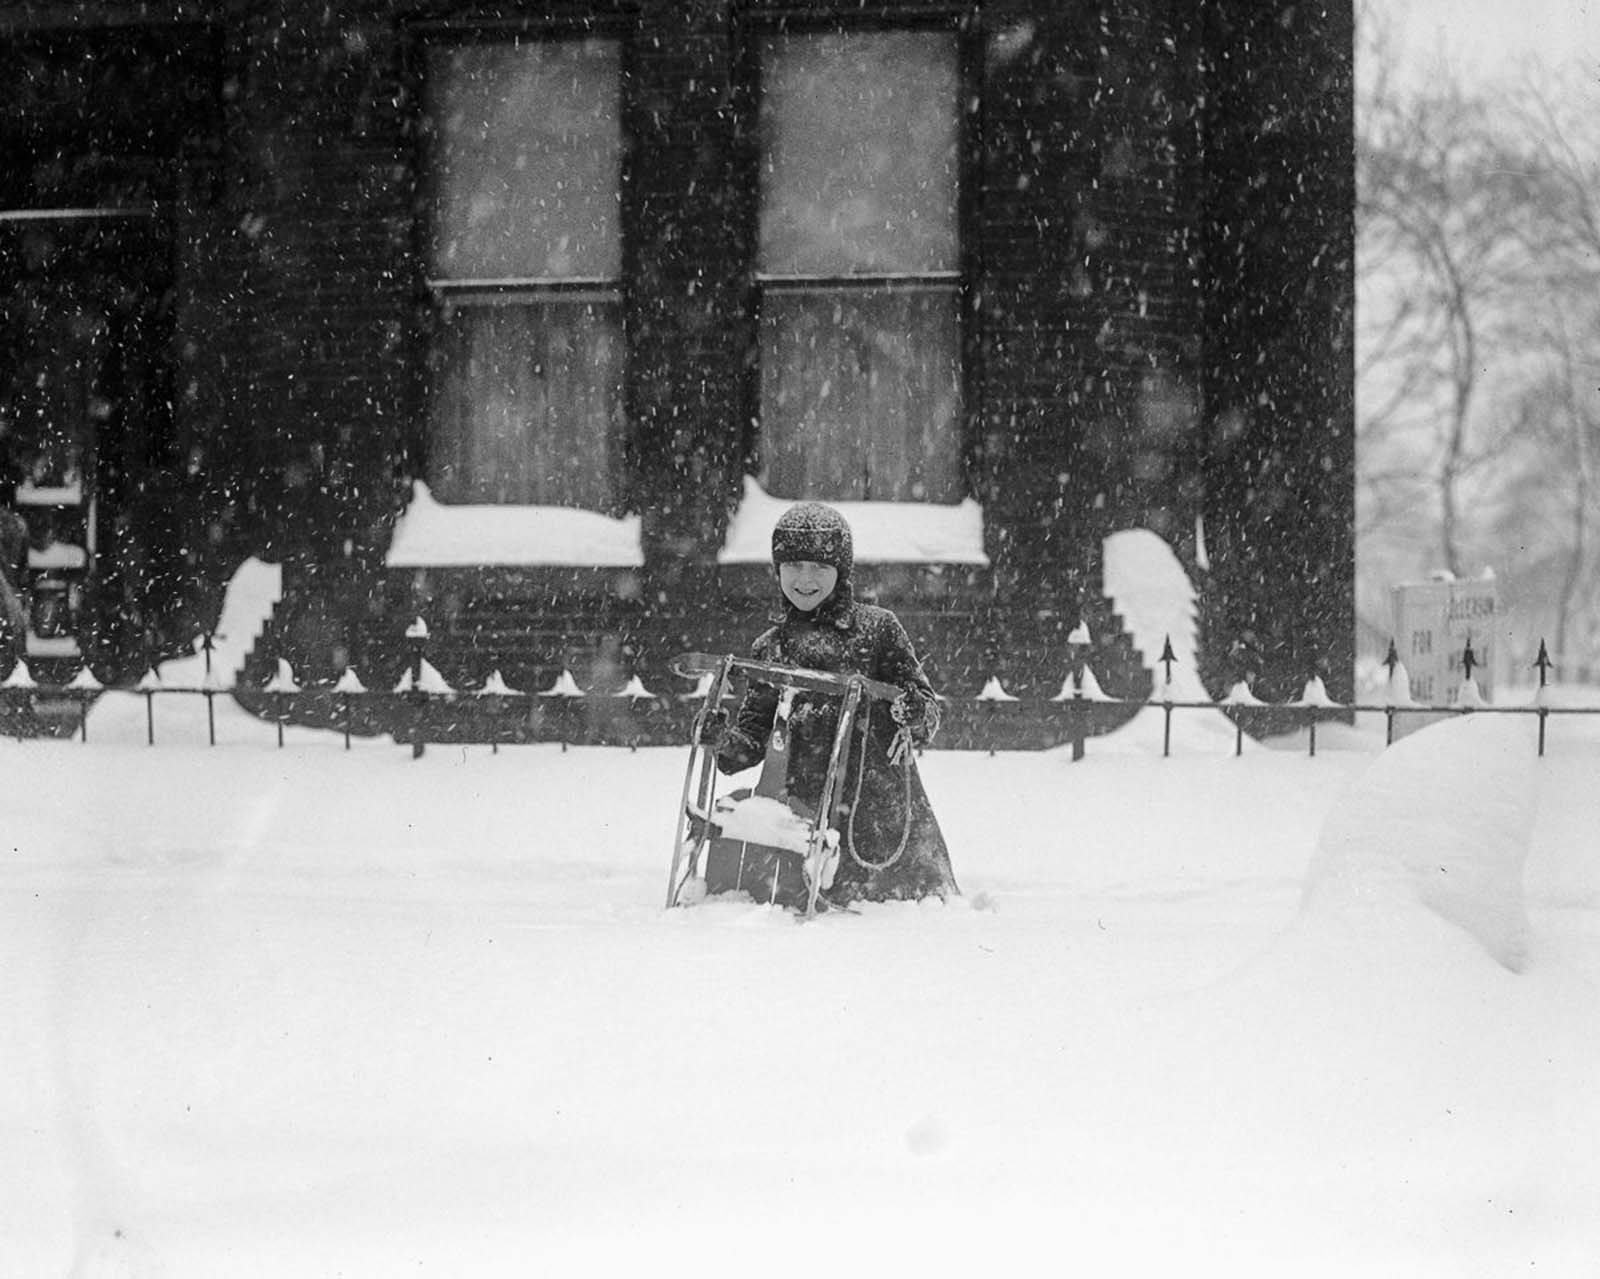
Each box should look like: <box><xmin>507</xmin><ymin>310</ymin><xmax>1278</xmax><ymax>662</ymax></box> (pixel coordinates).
<box><xmin>759</xmin><ymin>287</ymin><xmax>961</xmax><ymax>503</ymax></box>
<box><xmin>424</xmin><ymin>37</ymin><xmax>624</xmax><ymax>511</ymax></box>
<box><xmin>428</xmin><ymin>299</ymin><xmax>623</xmax><ymax>508</ymax></box>
<box><xmin>427</xmin><ymin>40</ymin><xmax>621</xmax><ymax>280</ymax></box>
<box><xmin>759</xmin><ymin>31</ymin><xmax>958</xmax><ymax>276</ymax></box>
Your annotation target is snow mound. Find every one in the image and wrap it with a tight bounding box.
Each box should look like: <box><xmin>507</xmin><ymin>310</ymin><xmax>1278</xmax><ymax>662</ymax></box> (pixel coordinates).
<box><xmin>1303</xmin><ymin>713</ymin><xmax>1537</xmax><ymax>971</ymax></box>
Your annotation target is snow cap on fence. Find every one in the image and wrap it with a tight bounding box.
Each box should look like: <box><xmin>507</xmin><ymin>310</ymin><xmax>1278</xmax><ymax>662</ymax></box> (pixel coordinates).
<box><xmin>975</xmin><ymin>676</ymin><xmax>1017</xmax><ymax>702</ymax></box>
<box><xmin>1222</xmin><ymin>680</ymin><xmax>1265</xmax><ymax>707</ymax></box>
<box><xmin>1052</xmin><ymin>664</ymin><xmax>1114</xmax><ymax>702</ymax></box>
<box><xmin>1291</xmin><ymin>676</ymin><xmax>1341</xmax><ymax>709</ymax></box>
<box><xmin>393</xmin><ymin>660</ymin><xmax>453</xmax><ymax>695</ymax></box>
<box><xmin>263</xmin><ymin>659</ymin><xmax>300</xmax><ymax>694</ymax></box>
<box><xmin>66</xmin><ymin>666</ymin><xmax>103</xmax><ymax>691</ymax></box>
<box><xmin>479</xmin><ymin>669</ymin><xmax>520</xmax><ymax>697</ymax></box>
<box><xmin>2</xmin><ymin>660</ymin><xmax>37</xmax><ymax>690</ymax></box>
<box><xmin>542</xmin><ymin>670</ymin><xmax>584</xmax><ymax>698</ymax></box>
<box><xmin>334</xmin><ymin>667</ymin><xmax>368</xmax><ymax>694</ymax></box>
<box><xmin>1077</xmin><ymin>666</ymin><xmax>1113</xmax><ymax>701</ymax></box>
<box><xmin>1384</xmin><ymin>659</ymin><xmax>1417</xmax><ymax>707</ymax></box>
<box><xmin>616</xmin><ymin>675</ymin><xmax>655</xmax><ymax>700</ymax></box>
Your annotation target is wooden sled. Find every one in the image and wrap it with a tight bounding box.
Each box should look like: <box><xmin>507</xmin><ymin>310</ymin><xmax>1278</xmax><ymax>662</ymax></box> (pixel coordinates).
<box><xmin>664</xmin><ymin>653</ymin><xmax>901</xmax><ymax>918</ymax></box>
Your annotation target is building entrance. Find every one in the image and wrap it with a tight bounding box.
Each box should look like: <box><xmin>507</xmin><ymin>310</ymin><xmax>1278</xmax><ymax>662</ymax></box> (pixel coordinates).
<box><xmin>0</xmin><ymin>209</ymin><xmax>173</xmax><ymax>676</ymax></box>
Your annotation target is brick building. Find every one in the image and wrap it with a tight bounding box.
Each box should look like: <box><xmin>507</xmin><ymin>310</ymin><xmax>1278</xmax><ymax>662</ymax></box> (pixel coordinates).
<box><xmin>0</xmin><ymin>0</ymin><xmax>1354</xmax><ymax>719</ymax></box>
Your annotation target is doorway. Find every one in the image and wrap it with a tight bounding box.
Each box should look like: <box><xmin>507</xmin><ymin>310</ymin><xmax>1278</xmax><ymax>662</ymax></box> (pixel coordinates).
<box><xmin>0</xmin><ymin>209</ymin><xmax>174</xmax><ymax>676</ymax></box>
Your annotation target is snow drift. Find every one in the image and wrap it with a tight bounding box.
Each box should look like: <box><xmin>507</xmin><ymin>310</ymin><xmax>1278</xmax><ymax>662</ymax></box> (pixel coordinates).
<box><xmin>1303</xmin><ymin>713</ymin><xmax>1537</xmax><ymax>970</ymax></box>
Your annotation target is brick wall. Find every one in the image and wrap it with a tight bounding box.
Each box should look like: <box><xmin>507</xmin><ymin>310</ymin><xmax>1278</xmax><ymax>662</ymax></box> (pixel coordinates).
<box><xmin>0</xmin><ymin>0</ymin><xmax>1355</xmax><ymax>708</ymax></box>
<box><xmin>1195</xmin><ymin>1</ymin><xmax>1357</xmax><ymax>702</ymax></box>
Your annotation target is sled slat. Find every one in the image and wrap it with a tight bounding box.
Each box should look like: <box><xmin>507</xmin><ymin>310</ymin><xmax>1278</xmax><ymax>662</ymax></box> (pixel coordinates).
<box><xmin>672</xmin><ymin>651</ymin><xmax>902</xmax><ymax>704</ymax></box>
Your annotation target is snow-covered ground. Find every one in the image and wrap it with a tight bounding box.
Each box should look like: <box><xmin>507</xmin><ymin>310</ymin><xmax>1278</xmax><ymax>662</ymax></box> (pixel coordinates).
<box><xmin>4</xmin><ymin>689</ymin><xmax>1600</xmax><ymax>1278</ymax></box>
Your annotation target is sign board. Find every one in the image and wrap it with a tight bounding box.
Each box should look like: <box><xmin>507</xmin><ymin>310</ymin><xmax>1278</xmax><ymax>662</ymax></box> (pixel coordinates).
<box><xmin>1391</xmin><ymin>578</ymin><xmax>1500</xmax><ymax>709</ymax></box>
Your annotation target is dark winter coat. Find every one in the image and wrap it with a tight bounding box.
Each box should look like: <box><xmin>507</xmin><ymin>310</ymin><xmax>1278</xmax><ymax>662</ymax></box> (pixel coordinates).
<box><xmin>715</xmin><ymin>585</ymin><xmax>958</xmax><ymax>903</ymax></box>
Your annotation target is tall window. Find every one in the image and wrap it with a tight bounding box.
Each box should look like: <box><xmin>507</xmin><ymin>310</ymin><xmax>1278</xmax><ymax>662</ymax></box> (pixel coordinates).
<box><xmin>424</xmin><ymin>38</ymin><xmax>623</xmax><ymax>509</ymax></box>
<box><xmin>757</xmin><ymin>29</ymin><xmax>962</xmax><ymax>504</ymax></box>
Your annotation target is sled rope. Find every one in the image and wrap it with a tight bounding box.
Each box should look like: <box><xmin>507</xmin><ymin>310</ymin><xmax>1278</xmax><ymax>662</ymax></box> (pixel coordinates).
<box><xmin>843</xmin><ymin>701</ymin><xmax>914</xmax><ymax>872</ymax></box>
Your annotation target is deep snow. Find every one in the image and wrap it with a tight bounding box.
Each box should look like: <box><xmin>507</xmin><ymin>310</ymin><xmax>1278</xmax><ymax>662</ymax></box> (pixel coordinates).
<box><xmin>4</xmin><ymin>686</ymin><xmax>1600</xmax><ymax>1278</ymax></box>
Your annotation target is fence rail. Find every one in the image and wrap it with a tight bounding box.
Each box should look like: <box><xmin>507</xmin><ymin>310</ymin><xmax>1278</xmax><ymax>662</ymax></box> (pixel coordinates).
<box><xmin>2</xmin><ymin>628</ymin><xmax>1591</xmax><ymax>757</ymax></box>
<box><xmin>2</xmin><ymin>673</ymin><xmax>1593</xmax><ymax>758</ymax></box>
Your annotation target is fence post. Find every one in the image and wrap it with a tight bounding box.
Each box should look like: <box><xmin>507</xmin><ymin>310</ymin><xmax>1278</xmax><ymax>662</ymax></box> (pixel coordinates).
<box><xmin>1158</xmin><ymin>637</ymin><xmax>1177</xmax><ymax>758</ymax></box>
<box><xmin>335</xmin><ymin>666</ymin><xmax>366</xmax><ymax>751</ymax></box>
<box><xmin>202</xmin><ymin>631</ymin><xmax>216</xmax><ymax>746</ymax></box>
<box><xmin>136</xmin><ymin>666</ymin><xmax>161</xmax><ymax>745</ymax></box>
<box><xmin>481</xmin><ymin>669</ymin><xmax>518</xmax><ymax>755</ymax></box>
<box><xmin>1067</xmin><ymin>624</ymin><xmax>1090</xmax><ymax>762</ymax></box>
<box><xmin>68</xmin><ymin>666</ymin><xmax>101</xmax><ymax>742</ymax></box>
<box><xmin>406</xmin><ymin>618</ymin><xmax>428</xmax><ymax>759</ymax></box>
<box><xmin>975</xmin><ymin>676</ymin><xmax>1016</xmax><ymax>756</ymax></box>
<box><xmin>1534</xmin><ymin>639</ymin><xmax>1553</xmax><ymax>757</ymax></box>
<box><xmin>541</xmin><ymin>669</ymin><xmax>585</xmax><ymax>750</ymax></box>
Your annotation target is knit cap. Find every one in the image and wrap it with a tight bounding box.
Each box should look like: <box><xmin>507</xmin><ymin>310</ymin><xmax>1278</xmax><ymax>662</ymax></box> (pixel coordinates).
<box><xmin>770</xmin><ymin>502</ymin><xmax>853</xmax><ymax>582</ymax></box>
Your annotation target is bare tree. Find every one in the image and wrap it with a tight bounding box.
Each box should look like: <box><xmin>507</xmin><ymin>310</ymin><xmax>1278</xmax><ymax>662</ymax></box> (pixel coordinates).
<box><xmin>1480</xmin><ymin>67</ymin><xmax>1600</xmax><ymax>666</ymax></box>
<box><xmin>1356</xmin><ymin>21</ymin><xmax>1524</xmax><ymax>580</ymax></box>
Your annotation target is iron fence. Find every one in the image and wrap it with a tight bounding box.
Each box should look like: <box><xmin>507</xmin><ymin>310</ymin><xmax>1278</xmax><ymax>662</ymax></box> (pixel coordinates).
<box><xmin>2</xmin><ymin>628</ymin><xmax>1594</xmax><ymax>758</ymax></box>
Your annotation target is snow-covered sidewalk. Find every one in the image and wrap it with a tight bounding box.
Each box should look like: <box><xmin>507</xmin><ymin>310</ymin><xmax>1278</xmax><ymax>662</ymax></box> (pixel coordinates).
<box><xmin>3</xmin><ymin>696</ymin><xmax>1598</xmax><ymax>1277</ymax></box>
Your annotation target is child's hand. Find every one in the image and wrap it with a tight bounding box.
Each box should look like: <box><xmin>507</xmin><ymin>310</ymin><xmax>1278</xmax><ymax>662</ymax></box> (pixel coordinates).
<box><xmin>889</xmin><ymin>692</ymin><xmax>920</xmax><ymax>728</ymax></box>
<box><xmin>695</xmin><ymin>708</ymin><xmax>730</xmax><ymax>749</ymax></box>
<box><xmin>889</xmin><ymin>690</ymin><xmax>941</xmax><ymax>747</ymax></box>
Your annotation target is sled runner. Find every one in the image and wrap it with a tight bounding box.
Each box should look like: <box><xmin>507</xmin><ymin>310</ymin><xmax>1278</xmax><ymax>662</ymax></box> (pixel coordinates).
<box><xmin>664</xmin><ymin>652</ymin><xmax>902</xmax><ymax>918</ymax></box>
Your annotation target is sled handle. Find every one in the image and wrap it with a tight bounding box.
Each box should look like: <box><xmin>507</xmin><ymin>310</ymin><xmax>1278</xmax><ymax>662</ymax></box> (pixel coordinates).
<box><xmin>803</xmin><ymin>677</ymin><xmax>867</xmax><ymax>917</ymax></box>
<box><xmin>672</xmin><ymin>652</ymin><xmax>903</xmax><ymax>704</ymax></box>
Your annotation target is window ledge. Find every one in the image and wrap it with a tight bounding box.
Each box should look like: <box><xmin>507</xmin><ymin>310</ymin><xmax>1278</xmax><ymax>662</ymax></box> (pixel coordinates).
<box><xmin>386</xmin><ymin>481</ymin><xmax>643</xmax><ymax>568</ymax></box>
<box><xmin>719</xmin><ymin>475</ymin><xmax>988</xmax><ymax>566</ymax></box>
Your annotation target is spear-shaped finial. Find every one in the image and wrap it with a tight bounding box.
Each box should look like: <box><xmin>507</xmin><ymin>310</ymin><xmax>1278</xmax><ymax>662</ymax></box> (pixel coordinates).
<box><xmin>1534</xmin><ymin>639</ymin><xmax>1553</xmax><ymax>688</ymax></box>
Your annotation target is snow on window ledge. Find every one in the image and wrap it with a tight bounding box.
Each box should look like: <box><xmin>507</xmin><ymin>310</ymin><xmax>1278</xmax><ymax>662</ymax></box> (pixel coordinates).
<box><xmin>385</xmin><ymin>481</ymin><xmax>644</xmax><ymax>569</ymax></box>
<box><xmin>718</xmin><ymin>476</ymin><xmax>988</xmax><ymax>566</ymax></box>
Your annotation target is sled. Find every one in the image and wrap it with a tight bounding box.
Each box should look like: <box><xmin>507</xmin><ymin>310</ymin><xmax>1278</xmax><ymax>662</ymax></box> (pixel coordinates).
<box><xmin>664</xmin><ymin>652</ymin><xmax>902</xmax><ymax>918</ymax></box>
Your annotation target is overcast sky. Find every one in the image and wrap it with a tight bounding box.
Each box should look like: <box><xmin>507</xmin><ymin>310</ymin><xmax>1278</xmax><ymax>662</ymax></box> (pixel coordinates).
<box><xmin>1384</xmin><ymin>0</ymin><xmax>1599</xmax><ymax>82</ymax></box>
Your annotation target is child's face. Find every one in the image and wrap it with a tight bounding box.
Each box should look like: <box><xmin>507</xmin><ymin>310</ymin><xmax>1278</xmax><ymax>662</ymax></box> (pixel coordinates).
<box><xmin>778</xmin><ymin>560</ymin><xmax>838</xmax><ymax>612</ymax></box>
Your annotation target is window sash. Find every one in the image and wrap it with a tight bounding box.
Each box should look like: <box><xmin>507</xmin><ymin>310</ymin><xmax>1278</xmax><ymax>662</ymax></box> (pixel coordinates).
<box><xmin>423</xmin><ymin>37</ymin><xmax>624</xmax><ymax>510</ymax></box>
<box><xmin>425</xmin><ymin>39</ymin><xmax>622</xmax><ymax>282</ymax></box>
<box><xmin>757</xmin><ymin>29</ymin><xmax>959</xmax><ymax>278</ymax></box>
<box><xmin>427</xmin><ymin>295</ymin><xmax>624</xmax><ymax>510</ymax></box>
<box><xmin>758</xmin><ymin>282</ymin><xmax>962</xmax><ymax>503</ymax></box>
<box><xmin>755</xmin><ymin>29</ymin><xmax>964</xmax><ymax>505</ymax></box>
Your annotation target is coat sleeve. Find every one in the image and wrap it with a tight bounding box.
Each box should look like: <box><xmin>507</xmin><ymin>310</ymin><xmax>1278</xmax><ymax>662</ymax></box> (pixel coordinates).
<box><xmin>875</xmin><ymin>611</ymin><xmax>942</xmax><ymax>745</ymax></box>
<box><xmin>715</xmin><ymin>630</ymin><xmax>780</xmax><ymax>774</ymax></box>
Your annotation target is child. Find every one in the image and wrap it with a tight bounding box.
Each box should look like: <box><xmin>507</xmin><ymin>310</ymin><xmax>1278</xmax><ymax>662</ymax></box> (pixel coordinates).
<box><xmin>708</xmin><ymin>501</ymin><xmax>958</xmax><ymax>904</ymax></box>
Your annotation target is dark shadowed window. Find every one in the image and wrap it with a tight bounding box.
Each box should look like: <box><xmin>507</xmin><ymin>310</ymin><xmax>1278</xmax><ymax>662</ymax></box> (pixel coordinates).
<box><xmin>757</xmin><ymin>29</ymin><xmax>962</xmax><ymax>503</ymax></box>
<box><xmin>424</xmin><ymin>39</ymin><xmax>623</xmax><ymax>509</ymax></box>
